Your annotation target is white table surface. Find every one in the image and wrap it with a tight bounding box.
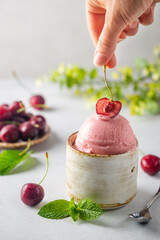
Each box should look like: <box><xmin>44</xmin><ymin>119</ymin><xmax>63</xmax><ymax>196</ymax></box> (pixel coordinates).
<box><xmin>0</xmin><ymin>79</ymin><xmax>160</xmax><ymax>240</ymax></box>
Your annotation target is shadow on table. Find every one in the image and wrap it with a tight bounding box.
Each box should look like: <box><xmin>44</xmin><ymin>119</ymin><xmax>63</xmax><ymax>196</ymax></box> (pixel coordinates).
<box><xmin>31</xmin><ymin>131</ymin><xmax>61</xmax><ymax>152</ymax></box>
<box><xmin>81</xmin><ymin>187</ymin><xmax>160</xmax><ymax>235</ymax></box>
<box><xmin>34</xmin><ymin>200</ymin><xmax>49</xmax><ymax>210</ymax></box>
<box><xmin>9</xmin><ymin>156</ymin><xmax>39</xmax><ymax>175</ymax></box>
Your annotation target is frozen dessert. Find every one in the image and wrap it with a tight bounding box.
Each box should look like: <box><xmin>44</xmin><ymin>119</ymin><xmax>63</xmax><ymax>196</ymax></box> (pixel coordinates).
<box><xmin>74</xmin><ymin>113</ymin><xmax>136</xmax><ymax>155</ymax></box>
<box><xmin>66</xmin><ymin>97</ymin><xmax>138</xmax><ymax>209</ymax></box>
<box><xmin>74</xmin><ymin>98</ymin><xmax>136</xmax><ymax>155</ymax></box>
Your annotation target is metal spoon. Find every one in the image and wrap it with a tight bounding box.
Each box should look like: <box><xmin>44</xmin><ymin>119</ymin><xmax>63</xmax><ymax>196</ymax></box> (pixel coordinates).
<box><xmin>128</xmin><ymin>186</ymin><xmax>160</xmax><ymax>223</ymax></box>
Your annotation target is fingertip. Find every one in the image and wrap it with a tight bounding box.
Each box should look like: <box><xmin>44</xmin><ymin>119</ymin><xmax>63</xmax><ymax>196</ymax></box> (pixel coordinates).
<box><xmin>93</xmin><ymin>52</ymin><xmax>107</xmax><ymax>66</ymax></box>
<box><xmin>106</xmin><ymin>54</ymin><xmax>117</xmax><ymax>69</ymax></box>
<box><xmin>123</xmin><ymin>20</ymin><xmax>139</xmax><ymax>37</ymax></box>
<box><xmin>139</xmin><ymin>7</ymin><xmax>154</xmax><ymax>26</ymax></box>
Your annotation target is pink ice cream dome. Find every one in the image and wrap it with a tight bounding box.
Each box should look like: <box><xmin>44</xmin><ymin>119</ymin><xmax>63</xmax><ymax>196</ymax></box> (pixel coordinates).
<box><xmin>74</xmin><ymin>113</ymin><xmax>137</xmax><ymax>155</ymax></box>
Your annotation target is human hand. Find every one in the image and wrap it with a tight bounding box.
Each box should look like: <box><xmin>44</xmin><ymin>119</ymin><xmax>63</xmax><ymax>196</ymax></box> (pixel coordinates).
<box><xmin>86</xmin><ymin>0</ymin><xmax>157</xmax><ymax>68</ymax></box>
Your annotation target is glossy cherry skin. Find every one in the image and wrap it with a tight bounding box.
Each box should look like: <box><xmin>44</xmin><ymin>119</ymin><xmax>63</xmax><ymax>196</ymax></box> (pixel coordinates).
<box><xmin>0</xmin><ymin>106</ymin><xmax>12</xmax><ymax>121</ymax></box>
<box><xmin>23</xmin><ymin>112</ymin><xmax>33</xmax><ymax>121</ymax></box>
<box><xmin>141</xmin><ymin>155</ymin><xmax>160</xmax><ymax>175</ymax></box>
<box><xmin>9</xmin><ymin>101</ymin><xmax>25</xmax><ymax>116</ymax></box>
<box><xmin>1</xmin><ymin>104</ymin><xmax>9</xmax><ymax>108</ymax></box>
<box><xmin>0</xmin><ymin>124</ymin><xmax>19</xmax><ymax>143</ymax></box>
<box><xmin>30</xmin><ymin>95</ymin><xmax>45</xmax><ymax>110</ymax></box>
<box><xmin>0</xmin><ymin>122</ymin><xmax>4</xmax><ymax>131</ymax></box>
<box><xmin>12</xmin><ymin>116</ymin><xmax>26</xmax><ymax>124</ymax></box>
<box><xmin>19</xmin><ymin>121</ymin><xmax>38</xmax><ymax>140</ymax></box>
<box><xmin>96</xmin><ymin>98</ymin><xmax>122</xmax><ymax>118</ymax></box>
<box><xmin>21</xmin><ymin>183</ymin><xmax>44</xmax><ymax>206</ymax></box>
<box><xmin>30</xmin><ymin>115</ymin><xmax>46</xmax><ymax>134</ymax></box>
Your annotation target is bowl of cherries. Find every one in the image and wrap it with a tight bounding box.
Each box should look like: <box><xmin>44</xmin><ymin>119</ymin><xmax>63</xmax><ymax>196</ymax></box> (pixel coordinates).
<box><xmin>0</xmin><ymin>101</ymin><xmax>50</xmax><ymax>148</ymax></box>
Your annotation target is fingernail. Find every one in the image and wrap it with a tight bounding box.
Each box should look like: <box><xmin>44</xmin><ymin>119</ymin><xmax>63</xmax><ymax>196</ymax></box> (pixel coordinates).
<box><xmin>129</xmin><ymin>20</ymin><xmax>139</xmax><ymax>29</ymax></box>
<box><xmin>144</xmin><ymin>7</ymin><xmax>151</xmax><ymax>15</ymax></box>
<box><xmin>94</xmin><ymin>52</ymin><xmax>107</xmax><ymax>66</ymax></box>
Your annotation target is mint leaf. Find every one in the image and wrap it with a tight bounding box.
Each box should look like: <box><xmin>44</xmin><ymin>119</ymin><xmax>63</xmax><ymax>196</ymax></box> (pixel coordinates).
<box><xmin>38</xmin><ymin>198</ymin><xmax>103</xmax><ymax>222</ymax></box>
<box><xmin>77</xmin><ymin>198</ymin><xmax>103</xmax><ymax>221</ymax></box>
<box><xmin>69</xmin><ymin>198</ymin><xmax>76</xmax><ymax>209</ymax></box>
<box><xmin>69</xmin><ymin>198</ymin><xmax>79</xmax><ymax>222</ymax></box>
<box><xmin>38</xmin><ymin>200</ymin><xmax>70</xmax><ymax>219</ymax></box>
<box><xmin>0</xmin><ymin>150</ymin><xmax>33</xmax><ymax>176</ymax></box>
<box><xmin>69</xmin><ymin>207</ymin><xmax>80</xmax><ymax>222</ymax></box>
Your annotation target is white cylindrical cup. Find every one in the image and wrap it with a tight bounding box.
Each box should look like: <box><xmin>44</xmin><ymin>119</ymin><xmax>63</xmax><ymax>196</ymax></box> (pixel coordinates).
<box><xmin>66</xmin><ymin>132</ymin><xmax>138</xmax><ymax>209</ymax></box>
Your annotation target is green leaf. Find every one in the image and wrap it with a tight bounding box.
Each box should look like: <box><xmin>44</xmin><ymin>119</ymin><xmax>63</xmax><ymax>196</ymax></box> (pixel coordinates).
<box><xmin>77</xmin><ymin>198</ymin><xmax>103</xmax><ymax>221</ymax></box>
<box><xmin>38</xmin><ymin>200</ymin><xmax>70</xmax><ymax>219</ymax></box>
<box><xmin>89</xmin><ymin>68</ymin><xmax>97</xmax><ymax>79</ymax></box>
<box><xmin>69</xmin><ymin>198</ymin><xmax>76</xmax><ymax>208</ymax></box>
<box><xmin>69</xmin><ymin>207</ymin><xmax>80</xmax><ymax>222</ymax></box>
<box><xmin>69</xmin><ymin>198</ymin><xmax>80</xmax><ymax>221</ymax></box>
<box><xmin>146</xmin><ymin>100</ymin><xmax>159</xmax><ymax>114</ymax></box>
<box><xmin>0</xmin><ymin>150</ymin><xmax>32</xmax><ymax>176</ymax></box>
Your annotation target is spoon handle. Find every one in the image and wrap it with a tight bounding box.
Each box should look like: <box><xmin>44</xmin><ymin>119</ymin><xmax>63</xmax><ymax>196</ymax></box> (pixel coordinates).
<box><xmin>145</xmin><ymin>186</ymin><xmax>160</xmax><ymax>209</ymax></box>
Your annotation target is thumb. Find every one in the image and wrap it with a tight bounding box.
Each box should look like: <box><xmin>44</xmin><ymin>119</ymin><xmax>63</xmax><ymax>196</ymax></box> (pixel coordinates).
<box><xmin>93</xmin><ymin>16</ymin><xmax>124</xmax><ymax>66</ymax></box>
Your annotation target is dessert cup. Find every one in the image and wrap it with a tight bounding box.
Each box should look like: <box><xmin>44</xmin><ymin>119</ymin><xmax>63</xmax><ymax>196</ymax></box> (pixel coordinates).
<box><xmin>66</xmin><ymin>132</ymin><xmax>138</xmax><ymax>210</ymax></box>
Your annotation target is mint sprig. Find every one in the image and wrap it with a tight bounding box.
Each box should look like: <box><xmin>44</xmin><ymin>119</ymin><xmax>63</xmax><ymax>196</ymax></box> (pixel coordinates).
<box><xmin>38</xmin><ymin>198</ymin><xmax>103</xmax><ymax>222</ymax></box>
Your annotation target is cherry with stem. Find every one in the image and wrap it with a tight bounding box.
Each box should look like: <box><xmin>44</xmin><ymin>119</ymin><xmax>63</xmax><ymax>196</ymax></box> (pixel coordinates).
<box><xmin>12</xmin><ymin>71</ymin><xmax>48</xmax><ymax>110</ymax></box>
<box><xmin>21</xmin><ymin>152</ymin><xmax>49</xmax><ymax>206</ymax></box>
<box><xmin>95</xmin><ymin>66</ymin><xmax>121</xmax><ymax>117</ymax></box>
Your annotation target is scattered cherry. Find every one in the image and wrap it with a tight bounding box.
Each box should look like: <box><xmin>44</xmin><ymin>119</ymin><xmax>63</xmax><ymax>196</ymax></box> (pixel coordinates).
<box><xmin>96</xmin><ymin>98</ymin><xmax>122</xmax><ymax>118</ymax></box>
<box><xmin>21</xmin><ymin>153</ymin><xmax>49</xmax><ymax>206</ymax></box>
<box><xmin>9</xmin><ymin>101</ymin><xmax>25</xmax><ymax>116</ymax></box>
<box><xmin>21</xmin><ymin>183</ymin><xmax>44</xmax><ymax>206</ymax></box>
<box><xmin>0</xmin><ymin>106</ymin><xmax>12</xmax><ymax>121</ymax></box>
<box><xmin>30</xmin><ymin>95</ymin><xmax>46</xmax><ymax>110</ymax></box>
<box><xmin>141</xmin><ymin>154</ymin><xmax>160</xmax><ymax>175</ymax></box>
<box><xmin>30</xmin><ymin>115</ymin><xmax>46</xmax><ymax>134</ymax></box>
<box><xmin>19</xmin><ymin>121</ymin><xmax>38</xmax><ymax>140</ymax></box>
<box><xmin>0</xmin><ymin>124</ymin><xmax>19</xmax><ymax>143</ymax></box>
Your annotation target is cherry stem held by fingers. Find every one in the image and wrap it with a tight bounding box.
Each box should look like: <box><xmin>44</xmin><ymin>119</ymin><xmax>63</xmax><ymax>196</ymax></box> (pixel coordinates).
<box><xmin>103</xmin><ymin>65</ymin><xmax>113</xmax><ymax>101</ymax></box>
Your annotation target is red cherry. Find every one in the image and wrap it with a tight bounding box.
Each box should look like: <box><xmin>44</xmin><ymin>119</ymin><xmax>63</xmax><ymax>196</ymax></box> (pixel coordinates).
<box><xmin>30</xmin><ymin>115</ymin><xmax>46</xmax><ymax>134</ymax></box>
<box><xmin>0</xmin><ymin>106</ymin><xmax>12</xmax><ymax>121</ymax></box>
<box><xmin>19</xmin><ymin>121</ymin><xmax>38</xmax><ymax>140</ymax></box>
<box><xmin>30</xmin><ymin>95</ymin><xmax>45</xmax><ymax>110</ymax></box>
<box><xmin>9</xmin><ymin>101</ymin><xmax>25</xmax><ymax>116</ymax></box>
<box><xmin>21</xmin><ymin>153</ymin><xmax>49</xmax><ymax>207</ymax></box>
<box><xmin>0</xmin><ymin>122</ymin><xmax>4</xmax><ymax>130</ymax></box>
<box><xmin>1</xmin><ymin>104</ymin><xmax>9</xmax><ymax>108</ymax></box>
<box><xmin>141</xmin><ymin>155</ymin><xmax>160</xmax><ymax>175</ymax></box>
<box><xmin>0</xmin><ymin>124</ymin><xmax>19</xmax><ymax>143</ymax></box>
<box><xmin>21</xmin><ymin>183</ymin><xmax>44</xmax><ymax>206</ymax></box>
<box><xmin>96</xmin><ymin>98</ymin><xmax>122</xmax><ymax>118</ymax></box>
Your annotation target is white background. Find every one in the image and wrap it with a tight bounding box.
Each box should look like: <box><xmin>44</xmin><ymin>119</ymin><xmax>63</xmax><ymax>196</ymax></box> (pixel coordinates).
<box><xmin>0</xmin><ymin>1</ymin><xmax>160</xmax><ymax>78</ymax></box>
